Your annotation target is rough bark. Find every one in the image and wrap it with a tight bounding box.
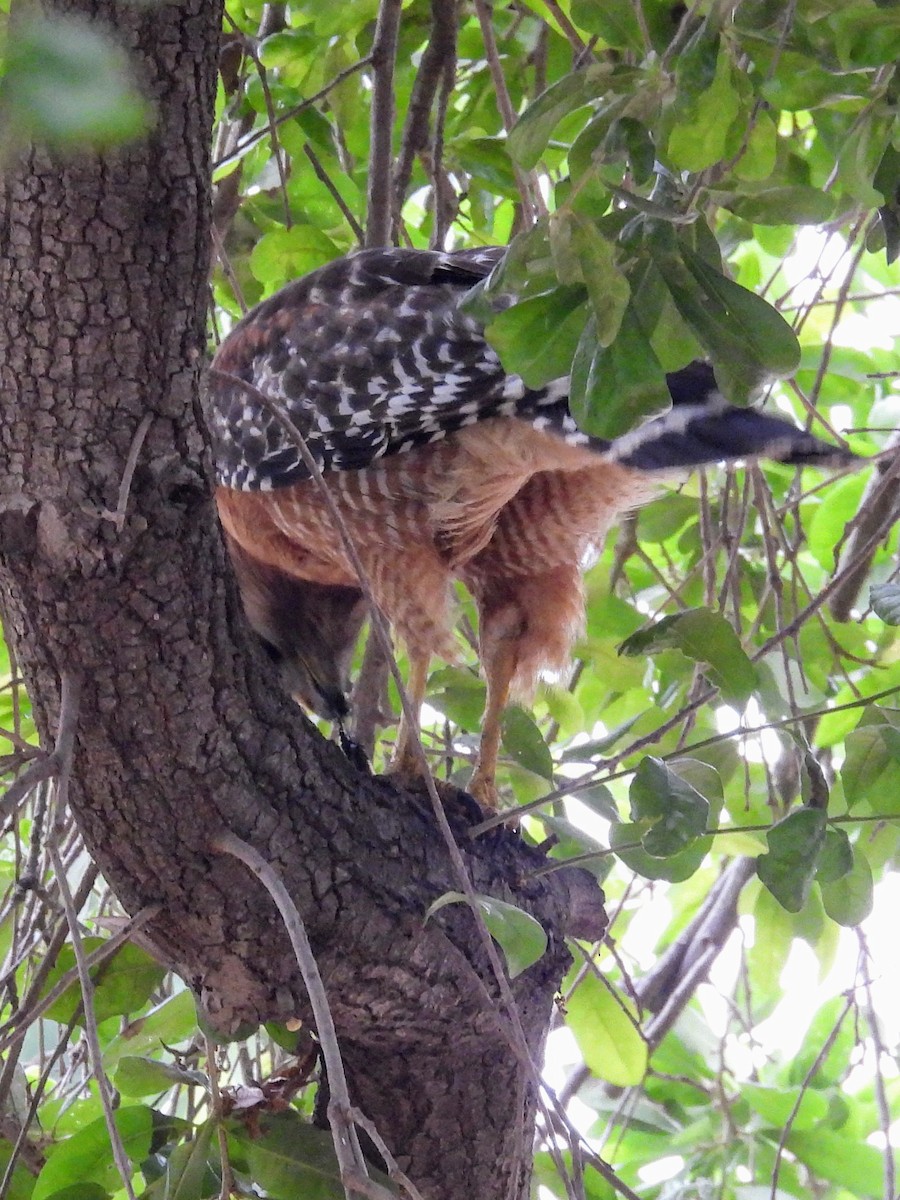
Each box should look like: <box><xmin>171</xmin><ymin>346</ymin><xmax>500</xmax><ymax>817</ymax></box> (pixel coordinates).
<box><xmin>0</xmin><ymin>2</ymin><xmax>605</xmax><ymax>1197</ymax></box>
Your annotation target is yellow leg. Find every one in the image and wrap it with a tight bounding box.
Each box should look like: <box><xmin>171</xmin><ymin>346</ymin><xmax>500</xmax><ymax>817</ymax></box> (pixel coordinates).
<box><xmin>468</xmin><ymin>639</ymin><xmax>517</xmax><ymax>811</ymax></box>
<box><xmin>388</xmin><ymin>651</ymin><xmax>431</xmax><ymax>779</ymax></box>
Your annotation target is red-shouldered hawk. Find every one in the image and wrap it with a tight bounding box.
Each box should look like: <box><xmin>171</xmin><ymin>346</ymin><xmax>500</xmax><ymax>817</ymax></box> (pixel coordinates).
<box><xmin>207</xmin><ymin>247</ymin><xmax>853</xmax><ymax>809</ymax></box>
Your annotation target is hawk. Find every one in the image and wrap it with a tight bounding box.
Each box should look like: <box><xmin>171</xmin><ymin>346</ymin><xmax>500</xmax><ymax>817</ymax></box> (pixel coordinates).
<box><xmin>207</xmin><ymin>246</ymin><xmax>852</xmax><ymax>809</ymax></box>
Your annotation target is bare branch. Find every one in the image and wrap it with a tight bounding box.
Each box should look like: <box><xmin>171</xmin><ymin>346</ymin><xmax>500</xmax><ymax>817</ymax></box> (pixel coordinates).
<box><xmin>212</xmin><ymin>831</ymin><xmax>387</xmax><ymax>1200</ymax></box>
<box><xmin>47</xmin><ymin>675</ymin><xmax>138</xmax><ymax>1200</ymax></box>
<box><xmin>303</xmin><ymin>142</ymin><xmax>365</xmax><ymax>244</ymax></box>
<box><xmin>472</xmin><ymin>0</ymin><xmax>545</xmax><ymax>222</ymax></box>
<box><xmin>366</xmin><ymin>0</ymin><xmax>404</xmax><ymax>246</ymax></box>
<box><xmin>204</xmin><ymin>1036</ymin><xmax>236</xmax><ymax>1200</ymax></box>
<box><xmin>856</xmin><ymin>929</ymin><xmax>896</xmax><ymax>1200</ymax></box>
<box><xmin>0</xmin><ymin>905</ymin><xmax>160</xmax><ymax>1053</ymax></box>
<box><xmin>392</xmin><ymin>0</ymin><xmax>459</xmax><ymax>237</ymax></box>
<box><xmin>829</xmin><ymin>437</ymin><xmax>900</xmax><ymax>620</ymax></box>
<box><xmin>214</xmin><ymin>56</ymin><xmax>373</xmax><ymax>172</ymax></box>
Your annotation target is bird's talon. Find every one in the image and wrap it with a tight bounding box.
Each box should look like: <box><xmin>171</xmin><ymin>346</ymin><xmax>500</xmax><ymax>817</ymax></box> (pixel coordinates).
<box><xmin>467</xmin><ymin>772</ymin><xmax>501</xmax><ymax>813</ymax></box>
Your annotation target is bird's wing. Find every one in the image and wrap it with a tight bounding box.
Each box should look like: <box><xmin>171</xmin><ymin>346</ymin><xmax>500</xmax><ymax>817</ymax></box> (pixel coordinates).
<box><xmin>207</xmin><ymin>246</ymin><xmax>556</xmax><ymax>491</ymax></box>
<box><xmin>208</xmin><ymin>246</ymin><xmax>856</xmax><ymax>493</ymax></box>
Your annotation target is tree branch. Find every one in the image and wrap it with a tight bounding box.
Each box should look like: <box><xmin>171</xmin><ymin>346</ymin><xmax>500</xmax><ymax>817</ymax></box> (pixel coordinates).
<box><xmin>366</xmin><ymin>0</ymin><xmax>404</xmax><ymax>246</ymax></box>
<box><xmin>213</xmin><ymin>831</ymin><xmax>389</xmax><ymax>1200</ymax></box>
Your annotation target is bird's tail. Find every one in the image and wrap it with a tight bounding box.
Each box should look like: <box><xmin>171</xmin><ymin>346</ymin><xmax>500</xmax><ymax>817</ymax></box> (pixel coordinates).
<box><xmin>607</xmin><ymin>362</ymin><xmax>858</xmax><ymax>473</ymax></box>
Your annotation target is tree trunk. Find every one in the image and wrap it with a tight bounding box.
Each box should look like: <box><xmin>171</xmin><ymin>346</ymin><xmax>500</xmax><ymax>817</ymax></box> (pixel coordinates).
<box><xmin>0</xmin><ymin>2</ymin><xmax>605</xmax><ymax>1197</ymax></box>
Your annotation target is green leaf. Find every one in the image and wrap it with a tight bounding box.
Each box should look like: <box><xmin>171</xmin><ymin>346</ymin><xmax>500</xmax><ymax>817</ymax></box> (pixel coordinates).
<box><xmin>501</xmin><ymin>706</ymin><xmax>554</xmax><ymax>782</ymax></box>
<box><xmin>0</xmin><ymin>1140</ymin><xmax>41</xmax><ymax>1200</ymax></box>
<box><xmin>227</xmin><ymin>1112</ymin><xmax>349</xmax><ymax>1200</ymax></box>
<box><xmin>756</xmin><ymin>809</ymin><xmax>827</xmax><ymax>913</ymax></box>
<box><xmin>610</xmin><ymin>821</ymin><xmax>711</xmax><ymax>882</ymax></box>
<box><xmin>733</xmin><ymin>111</ymin><xmax>777</xmax><ymax>181</ymax></box>
<box><xmin>550</xmin><ymin>213</ymin><xmax>630</xmax><ymax>347</ymax></box>
<box><xmin>249</xmin><ymin>227</ymin><xmax>340</xmax><ymax>289</ymax></box>
<box><xmin>566</xmin><ymin>971</ymin><xmax>648</xmax><ymax>1087</ymax></box>
<box><xmin>32</xmin><ymin>1188</ymin><xmax>109</xmax><ymax>1200</ymax></box>
<box><xmin>841</xmin><ymin>723</ymin><xmax>900</xmax><ymax>811</ymax></box>
<box><xmin>483</xmin><ymin>285</ymin><xmax>587</xmax><ymax>389</ymax></box>
<box><xmin>785</xmin><ymin>1130</ymin><xmax>885</xmax><ymax>1197</ymax></box>
<box><xmin>629</xmin><ymin>757</ymin><xmax>710</xmax><ymax>857</ymax></box>
<box><xmin>569</xmin><ymin>305</ymin><xmax>671</xmax><ymax>439</ymax></box>
<box><xmin>103</xmin><ymin>989</ymin><xmax>198</xmax><ymax>1070</ymax></box>
<box><xmin>426</xmin><ymin>892</ymin><xmax>547</xmax><ymax>978</ymax></box>
<box><xmin>144</xmin><ymin>1120</ymin><xmax>218</xmax><ymax>1200</ymax></box>
<box><xmin>0</xmin><ymin>15</ymin><xmax>151</xmax><ymax>150</ymax></box>
<box><xmin>427</xmin><ymin>666</ymin><xmax>486</xmax><ymax>730</ymax></box>
<box><xmin>649</xmin><ymin>249</ymin><xmax>775</xmax><ymax>399</ymax></box>
<box><xmin>570</xmin><ymin>0</ymin><xmax>644</xmax><ymax>52</ymax></box>
<box><xmin>666</xmin><ymin>44</ymin><xmax>742</xmax><ymax>172</ymax></box>
<box><xmin>619</xmin><ymin>608</ymin><xmax>757</xmax><ymax>706</ymax></box>
<box><xmin>34</xmin><ymin>1107</ymin><xmax>153</xmax><ymax>1200</ymax></box>
<box><xmin>729</xmin><ymin>186</ymin><xmax>836</xmax><ymax>226</ymax></box>
<box><xmin>678</xmin><ymin>245</ymin><xmax>801</xmax><ymax>379</ymax></box>
<box><xmin>115</xmin><ymin>1056</ymin><xmax>207</xmax><ymax>1098</ymax></box>
<box><xmin>807</xmin><ymin>473</ymin><xmax>867</xmax><ymax>571</ymax></box>
<box><xmin>747</xmin><ymin>883</ymin><xmax>795</xmax><ymax>1015</ymax></box>
<box><xmin>742</xmin><ymin>1083</ymin><xmax>828</xmax><ymax>1131</ymax></box>
<box><xmin>815</xmin><ymin>828</ymin><xmax>853</xmax><ymax>885</ymax></box>
<box><xmin>819</xmin><ymin>845</ymin><xmax>873</xmax><ymax>927</ymax></box>
<box><xmin>507</xmin><ymin>64</ymin><xmax>614</xmax><ymax>170</ymax></box>
<box><xmin>871</xmin><ymin>581</ymin><xmax>900</xmax><ymax>624</ymax></box>
<box><xmin>40</xmin><ymin>940</ymin><xmax>166</xmax><ymax>1028</ymax></box>
<box><xmin>762</xmin><ymin>51</ymin><xmax>865</xmax><ymax>111</ymax></box>
<box><xmin>788</xmin><ymin>996</ymin><xmax>855</xmax><ymax>1090</ymax></box>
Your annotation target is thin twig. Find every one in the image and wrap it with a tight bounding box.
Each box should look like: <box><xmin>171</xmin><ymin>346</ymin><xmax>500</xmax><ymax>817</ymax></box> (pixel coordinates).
<box><xmin>210</xmin><ymin>224</ymin><xmax>248</xmax><ymax>315</ymax></box>
<box><xmin>204</xmin><ymin>1036</ymin><xmax>236</xmax><ymax>1200</ymax></box>
<box><xmin>346</xmin><ymin>1107</ymin><xmax>427</xmax><ymax>1200</ymax></box>
<box><xmin>541</xmin><ymin>0</ymin><xmax>587</xmax><ymax>53</ymax></box>
<box><xmin>0</xmin><ymin>754</ymin><xmax>54</xmax><ymax>824</ymax></box>
<box><xmin>0</xmin><ymin>1006</ymin><xmax>81</xmax><ymax>1195</ymax></box>
<box><xmin>212</xmin><ymin>831</ymin><xmax>389</xmax><ymax>1200</ymax></box>
<box><xmin>472</xmin><ymin>0</ymin><xmax>545</xmax><ymax>223</ymax></box>
<box><xmin>101</xmin><ymin>412</ymin><xmax>154</xmax><ymax>531</ymax></box>
<box><xmin>227</xmin><ymin>23</ymin><xmax>292</xmax><ymax>229</ymax></box>
<box><xmin>769</xmin><ymin>992</ymin><xmax>855</xmax><ymax>1200</ymax></box>
<box><xmin>856</xmin><ymin>929</ymin><xmax>896</xmax><ymax>1200</ymax></box>
<box><xmin>303</xmin><ymin>143</ymin><xmax>365</xmax><ymax>244</ymax></box>
<box><xmin>51</xmin><ymin>843</ymin><xmax>138</xmax><ymax>1200</ymax></box>
<box><xmin>214</xmin><ymin>56</ymin><xmax>373</xmax><ymax>171</ymax></box>
<box><xmin>430</xmin><ymin>48</ymin><xmax>458</xmax><ymax>246</ymax></box>
<box><xmin>829</xmin><ymin>437</ymin><xmax>900</xmax><ymax>620</ymax></box>
<box><xmin>391</xmin><ymin>0</ymin><xmax>459</xmax><ymax>237</ymax></box>
<box><xmin>1</xmin><ymin>667</ymin><xmax>83</xmax><ymax>823</ymax></box>
<box><xmin>0</xmin><ymin>905</ymin><xmax>160</xmax><ymax>1052</ymax></box>
<box><xmin>0</xmin><ymin>863</ymin><xmax>98</xmax><ymax>1114</ymax></box>
<box><xmin>46</xmin><ymin>675</ymin><xmax>138</xmax><ymax>1200</ymax></box>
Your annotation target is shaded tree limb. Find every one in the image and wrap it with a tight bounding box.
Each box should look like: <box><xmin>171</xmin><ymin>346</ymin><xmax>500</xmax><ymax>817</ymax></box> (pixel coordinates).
<box><xmin>391</xmin><ymin>0</ymin><xmax>459</xmax><ymax>238</ymax></box>
<box><xmin>366</xmin><ymin>0</ymin><xmax>404</xmax><ymax>246</ymax></box>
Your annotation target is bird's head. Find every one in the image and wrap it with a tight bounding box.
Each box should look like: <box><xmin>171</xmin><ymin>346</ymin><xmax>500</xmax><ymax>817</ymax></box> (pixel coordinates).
<box><xmin>224</xmin><ymin>533</ymin><xmax>367</xmax><ymax>722</ymax></box>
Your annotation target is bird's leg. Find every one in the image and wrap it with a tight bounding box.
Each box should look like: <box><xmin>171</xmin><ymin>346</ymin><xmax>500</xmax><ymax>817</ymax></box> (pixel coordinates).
<box><xmin>468</xmin><ymin>636</ymin><xmax>518</xmax><ymax>811</ymax></box>
<box><xmin>387</xmin><ymin>651</ymin><xmax>431</xmax><ymax>779</ymax></box>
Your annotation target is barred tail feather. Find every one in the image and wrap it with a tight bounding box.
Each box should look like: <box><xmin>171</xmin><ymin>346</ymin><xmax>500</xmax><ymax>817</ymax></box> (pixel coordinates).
<box><xmin>609</xmin><ymin>363</ymin><xmax>857</xmax><ymax>473</ymax></box>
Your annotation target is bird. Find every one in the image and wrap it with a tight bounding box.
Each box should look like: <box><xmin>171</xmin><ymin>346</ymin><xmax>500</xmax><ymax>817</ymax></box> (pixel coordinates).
<box><xmin>207</xmin><ymin>246</ymin><xmax>853</xmax><ymax>809</ymax></box>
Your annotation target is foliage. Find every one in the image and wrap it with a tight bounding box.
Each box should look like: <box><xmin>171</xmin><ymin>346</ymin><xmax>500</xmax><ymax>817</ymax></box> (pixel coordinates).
<box><xmin>1</xmin><ymin>2</ymin><xmax>898</xmax><ymax>1200</ymax></box>
<box><xmin>0</xmin><ymin>13</ymin><xmax>151</xmax><ymax>153</ymax></box>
